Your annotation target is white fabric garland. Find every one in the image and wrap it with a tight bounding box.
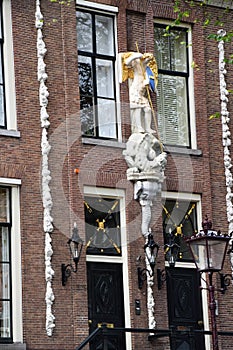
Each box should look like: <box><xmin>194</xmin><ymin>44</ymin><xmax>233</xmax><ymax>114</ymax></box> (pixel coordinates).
<box><xmin>218</xmin><ymin>29</ymin><xmax>233</xmax><ymax>273</ymax></box>
<box><xmin>145</xmin><ymin>255</ymin><xmax>156</xmax><ymax>332</ymax></box>
<box><xmin>35</xmin><ymin>0</ymin><xmax>55</xmax><ymax>336</ymax></box>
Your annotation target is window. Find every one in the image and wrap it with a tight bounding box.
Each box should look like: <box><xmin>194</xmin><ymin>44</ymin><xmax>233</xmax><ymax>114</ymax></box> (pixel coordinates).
<box><xmin>77</xmin><ymin>9</ymin><xmax>117</xmax><ymax>139</ymax></box>
<box><xmin>162</xmin><ymin>196</ymin><xmax>199</xmax><ymax>262</ymax></box>
<box><xmin>0</xmin><ymin>181</ymin><xmax>22</xmax><ymax>345</ymax></box>
<box><xmin>154</xmin><ymin>24</ymin><xmax>194</xmax><ymax>147</ymax></box>
<box><xmin>0</xmin><ymin>1</ymin><xmax>17</xmax><ymax>133</ymax></box>
<box><xmin>84</xmin><ymin>195</ymin><xmax>121</xmax><ymax>256</ymax></box>
<box><xmin>0</xmin><ymin>187</ymin><xmax>12</xmax><ymax>340</ymax></box>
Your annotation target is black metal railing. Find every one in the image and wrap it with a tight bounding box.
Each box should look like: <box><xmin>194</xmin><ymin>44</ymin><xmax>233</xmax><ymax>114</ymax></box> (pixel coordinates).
<box><xmin>75</xmin><ymin>325</ymin><xmax>233</xmax><ymax>350</ymax></box>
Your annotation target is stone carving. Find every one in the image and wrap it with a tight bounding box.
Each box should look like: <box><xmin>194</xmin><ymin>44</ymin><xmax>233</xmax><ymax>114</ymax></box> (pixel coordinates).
<box><xmin>121</xmin><ymin>51</ymin><xmax>166</xmax><ymax>331</ymax></box>
<box><xmin>121</xmin><ymin>51</ymin><xmax>167</xmax><ymax>237</ymax></box>
<box><xmin>123</xmin><ymin>132</ymin><xmax>167</xmax><ymax>181</ymax></box>
<box><xmin>134</xmin><ymin>180</ymin><xmax>162</xmax><ymax>237</ymax></box>
<box><xmin>119</xmin><ymin>51</ymin><xmax>158</xmax><ymax>134</ymax></box>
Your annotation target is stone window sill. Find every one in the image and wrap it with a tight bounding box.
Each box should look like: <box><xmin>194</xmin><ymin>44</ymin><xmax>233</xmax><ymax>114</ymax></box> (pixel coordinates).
<box><xmin>82</xmin><ymin>137</ymin><xmax>202</xmax><ymax>156</ymax></box>
<box><xmin>0</xmin><ymin>130</ymin><xmax>20</xmax><ymax>138</ymax></box>
<box><xmin>0</xmin><ymin>343</ymin><xmax>26</xmax><ymax>350</ymax></box>
<box><xmin>164</xmin><ymin>145</ymin><xmax>202</xmax><ymax>156</ymax></box>
<box><xmin>82</xmin><ymin>137</ymin><xmax>125</xmax><ymax>149</ymax></box>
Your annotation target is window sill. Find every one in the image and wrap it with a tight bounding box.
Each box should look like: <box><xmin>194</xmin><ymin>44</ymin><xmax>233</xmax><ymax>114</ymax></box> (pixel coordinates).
<box><xmin>164</xmin><ymin>145</ymin><xmax>202</xmax><ymax>156</ymax></box>
<box><xmin>0</xmin><ymin>343</ymin><xmax>26</xmax><ymax>349</ymax></box>
<box><xmin>82</xmin><ymin>137</ymin><xmax>126</xmax><ymax>149</ymax></box>
<box><xmin>0</xmin><ymin>129</ymin><xmax>20</xmax><ymax>138</ymax></box>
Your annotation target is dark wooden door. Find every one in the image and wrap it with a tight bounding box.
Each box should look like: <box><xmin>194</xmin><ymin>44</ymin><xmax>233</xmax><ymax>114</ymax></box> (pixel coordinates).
<box><xmin>87</xmin><ymin>262</ymin><xmax>126</xmax><ymax>350</ymax></box>
<box><xmin>167</xmin><ymin>267</ymin><xmax>205</xmax><ymax>350</ymax></box>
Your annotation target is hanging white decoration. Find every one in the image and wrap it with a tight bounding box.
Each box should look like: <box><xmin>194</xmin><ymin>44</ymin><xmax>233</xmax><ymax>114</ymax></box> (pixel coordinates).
<box><xmin>145</xmin><ymin>255</ymin><xmax>156</xmax><ymax>332</ymax></box>
<box><xmin>218</xmin><ymin>29</ymin><xmax>233</xmax><ymax>273</ymax></box>
<box><xmin>35</xmin><ymin>0</ymin><xmax>55</xmax><ymax>336</ymax></box>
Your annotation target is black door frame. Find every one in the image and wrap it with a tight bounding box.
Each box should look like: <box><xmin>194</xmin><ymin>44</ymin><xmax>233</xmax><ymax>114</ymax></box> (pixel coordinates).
<box><xmin>166</xmin><ymin>266</ymin><xmax>206</xmax><ymax>350</ymax></box>
<box><xmin>87</xmin><ymin>261</ymin><xmax>126</xmax><ymax>350</ymax></box>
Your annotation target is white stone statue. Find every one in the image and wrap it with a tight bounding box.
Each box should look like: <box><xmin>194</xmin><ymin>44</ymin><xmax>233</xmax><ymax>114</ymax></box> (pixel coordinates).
<box><xmin>134</xmin><ymin>181</ymin><xmax>161</xmax><ymax>237</ymax></box>
<box><xmin>123</xmin><ymin>132</ymin><xmax>167</xmax><ymax>181</ymax></box>
<box><xmin>119</xmin><ymin>52</ymin><xmax>158</xmax><ymax>134</ymax></box>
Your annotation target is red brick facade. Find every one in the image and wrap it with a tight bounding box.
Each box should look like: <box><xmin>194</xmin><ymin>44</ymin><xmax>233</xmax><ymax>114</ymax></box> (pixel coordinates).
<box><xmin>0</xmin><ymin>0</ymin><xmax>232</xmax><ymax>349</ymax></box>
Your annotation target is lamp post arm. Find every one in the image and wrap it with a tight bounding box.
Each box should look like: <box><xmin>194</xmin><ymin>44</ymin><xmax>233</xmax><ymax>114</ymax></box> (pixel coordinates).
<box><xmin>208</xmin><ymin>272</ymin><xmax>219</xmax><ymax>350</ymax></box>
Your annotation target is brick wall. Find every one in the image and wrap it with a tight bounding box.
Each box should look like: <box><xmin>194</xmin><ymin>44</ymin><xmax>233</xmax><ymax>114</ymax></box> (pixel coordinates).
<box><xmin>1</xmin><ymin>0</ymin><xmax>231</xmax><ymax>349</ymax></box>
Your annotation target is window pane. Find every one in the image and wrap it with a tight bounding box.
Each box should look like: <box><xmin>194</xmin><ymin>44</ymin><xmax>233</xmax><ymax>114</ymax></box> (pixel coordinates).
<box><xmin>97</xmin><ymin>99</ymin><xmax>117</xmax><ymax>138</ymax></box>
<box><xmin>78</xmin><ymin>56</ymin><xmax>93</xmax><ymax>100</ymax></box>
<box><xmin>170</xmin><ymin>29</ymin><xmax>187</xmax><ymax>73</ymax></box>
<box><xmin>0</xmin><ymin>264</ymin><xmax>10</xmax><ymax>299</ymax></box>
<box><xmin>0</xmin><ymin>188</ymin><xmax>9</xmax><ymax>223</ymax></box>
<box><xmin>0</xmin><ymin>86</ymin><xmax>5</xmax><ymax>127</ymax></box>
<box><xmin>84</xmin><ymin>196</ymin><xmax>121</xmax><ymax>256</ymax></box>
<box><xmin>96</xmin><ymin>15</ymin><xmax>114</xmax><ymax>56</ymax></box>
<box><xmin>0</xmin><ymin>52</ymin><xmax>3</xmax><ymax>84</ymax></box>
<box><xmin>0</xmin><ymin>8</ymin><xmax>2</xmax><ymax>39</ymax></box>
<box><xmin>96</xmin><ymin>59</ymin><xmax>114</xmax><ymax>98</ymax></box>
<box><xmin>163</xmin><ymin>200</ymin><xmax>197</xmax><ymax>261</ymax></box>
<box><xmin>0</xmin><ymin>227</ymin><xmax>9</xmax><ymax>262</ymax></box>
<box><xmin>76</xmin><ymin>11</ymin><xmax>93</xmax><ymax>52</ymax></box>
<box><xmin>78</xmin><ymin>56</ymin><xmax>95</xmax><ymax>136</ymax></box>
<box><xmin>157</xmin><ymin>75</ymin><xmax>189</xmax><ymax>146</ymax></box>
<box><xmin>0</xmin><ymin>301</ymin><xmax>11</xmax><ymax>338</ymax></box>
<box><xmin>154</xmin><ymin>26</ymin><xmax>170</xmax><ymax>70</ymax></box>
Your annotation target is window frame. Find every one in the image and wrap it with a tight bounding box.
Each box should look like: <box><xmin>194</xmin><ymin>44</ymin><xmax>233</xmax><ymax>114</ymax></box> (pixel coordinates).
<box><xmin>0</xmin><ymin>0</ymin><xmax>7</xmax><ymax>129</ymax></box>
<box><xmin>162</xmin><ymin>191</ymin><xmax>211</xmax><ymax>348</ymax></box>
<box><xmin>84</xmin><ymin>195</ymin><xmax>122</xmax><ymax>256</ymax></box>
<box><xmin>162</xmin><ymin>191</ymin><xmax>201</xmax><ymax>267</ymax></box>
<box><xmin>0</xmin><ymin>179</ymin><xmax>22</xmax><ymax>345</ymax></box>
<box><xmin>77</xmin><ymin>7</ymin><xmax>119</xmax><ymax>140</ymax></box>
<box><xmin>84</xmin><ymin>186</ymin><xmax>132</xmax><ymax>350</ymax></box>
<box><xmin>154</xmin><ymin>21</ymin><xmax>197</xmax><ymax>149</ymax></box>
<box><xmin>0</xmin><ymin>186</ymin><xmax>12</xmax><ymax>342</ymax></box>
<box><xmin>0</xmin><ymin>0</ymin><xmax>18</xmax><ymax>135</ymax></box>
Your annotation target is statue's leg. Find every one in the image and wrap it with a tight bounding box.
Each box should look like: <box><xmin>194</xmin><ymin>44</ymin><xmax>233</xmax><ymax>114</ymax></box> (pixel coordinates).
<box><xmin>131</xmin><ymin>107</ymin><xmax>144</xmax><ymax>133</ymax></box>
<box><xmin>144</xmin><ymin>107</ymin><xmax>155</xmax><ymax>134</ymax></box>
<box><xmin>141</xmin><ymin>203</ymin><xmax>152</xmax><ymax>237</ymax></box>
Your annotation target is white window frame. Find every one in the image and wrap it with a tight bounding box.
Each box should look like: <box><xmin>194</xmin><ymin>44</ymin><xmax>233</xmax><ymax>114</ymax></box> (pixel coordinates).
<box><xmin>84</xmin><ymin>186</ymin><xmax>131</xmax><ymax>350</ymax></box>
<box><xmin>162</xmin><ymin>191</ymin><xmax>210</xmax><ymax>349</ymax></box>
<box><xmin>76</xmin><ymin>1</ymin><xmax>122</xmax><ymax>142</ymax></box>
<box><xmin>0</xmin><ymin>178</ymin><xmax>23</xmax><ymax>344</ymax></box>
<box><xmin>154</xmin><ymin>20</ymin><xmax>197</xmax><ymax>149</ymax></box>
<box><xmin>0</xmin><ymin>1</ymin><xmax>18</xmax><ymax>136</ymax></box>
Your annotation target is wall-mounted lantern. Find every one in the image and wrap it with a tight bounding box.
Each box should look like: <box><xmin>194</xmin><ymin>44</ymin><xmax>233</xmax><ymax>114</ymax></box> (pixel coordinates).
<box><xmin>61</xmin><ymin>223</ymin><xmax>83</xmax><ymax>286</ymax></box>
<box><xmin>137</xmin><ymin>233</ymin><xmax>159</xmax><ymax>289</ymax></box>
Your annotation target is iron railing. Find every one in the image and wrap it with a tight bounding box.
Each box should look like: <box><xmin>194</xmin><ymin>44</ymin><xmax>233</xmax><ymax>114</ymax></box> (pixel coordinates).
<box><xmin>75</xmin><ymin>325</ymin><xmax>233</xmax><ymax>350</ymax></box>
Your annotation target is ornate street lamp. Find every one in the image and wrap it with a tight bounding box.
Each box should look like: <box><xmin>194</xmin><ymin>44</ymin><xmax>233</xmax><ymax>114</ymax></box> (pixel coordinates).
<box><xmin>61</xmin><ymin>222</ymin><xmax>84</xmax><ymax>286</ymax></box>
<box><xmin>164</xmin><ymin>228</ymin><xmax>180</xmax><ymax>268</ymax></box>
<box><xmin>186</xmin><ymin>216</ymin><xmax>232</xmax><ymax>350</ymax></box>
<box><xmin>157</xmin><ymin>229</ymin><xmax>181</xmax><ymax>290</ymax></box>
<box><xmin>137</xmin><ymin>233</ymin><xmax>159</xmax><ymax>289</ymax></box>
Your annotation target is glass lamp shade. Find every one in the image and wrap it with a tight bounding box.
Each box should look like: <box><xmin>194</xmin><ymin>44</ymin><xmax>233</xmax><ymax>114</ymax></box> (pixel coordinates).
<box><xmin>165</xmin><ymin>243</ymin><xmax>180</xmax><ymax>268</ymax></box>
<box><xmin>68</xmin><ymin>223</ymin><xmax>83</xmax><ymax>263</ymax></box>
<box><xmin>187</xmin><ymin>232</ymin><xmax>230</xmax><ymax>272</ymax></box>
<box><xmin>144</xmin><ymin>233</ymin><xmax>159</xmax><ymax>272</ymax></box>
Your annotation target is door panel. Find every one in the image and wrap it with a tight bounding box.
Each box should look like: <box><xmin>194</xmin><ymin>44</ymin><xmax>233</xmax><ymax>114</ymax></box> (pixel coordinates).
<box><xmin>87</xmin><ymin>262</ymin><xmax>126</xmax><ymax>350</ymax></box>
<box><xmin>167</xmin><ymin>267</ymin><xmax>205</xmax><ymax>350</ymax></box>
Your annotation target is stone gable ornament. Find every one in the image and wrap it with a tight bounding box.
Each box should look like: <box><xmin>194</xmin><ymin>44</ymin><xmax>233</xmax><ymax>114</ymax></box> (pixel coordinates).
<box><xmin>119</xmin><ymin>50</ymin><xmax>167</xmax><ymax>236</ymax></box>
<box><xmin>119</xmin><ymin>50</ymin><xmax>167</xmax><ymax>330</ymax></box>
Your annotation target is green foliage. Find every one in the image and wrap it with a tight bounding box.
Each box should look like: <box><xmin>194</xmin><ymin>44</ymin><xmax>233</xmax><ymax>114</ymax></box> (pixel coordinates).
<box><xmin>209</xmin><ymin>112</ymin><xmax>221</xmax><ymax>120</ymax></box>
